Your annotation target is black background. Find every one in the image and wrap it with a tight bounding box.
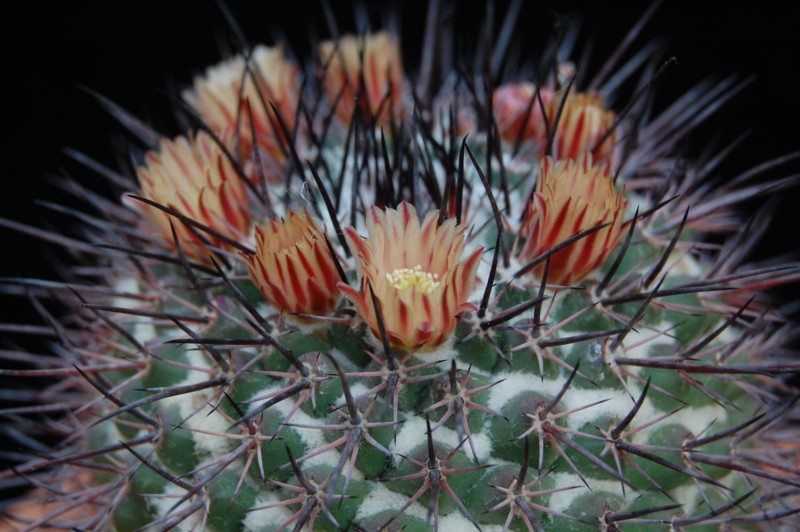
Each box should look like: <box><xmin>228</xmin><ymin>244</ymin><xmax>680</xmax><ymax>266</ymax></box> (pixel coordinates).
<box><xmin>1</xmin><ymin>1</ymin><xmax>798</xmax><ymax>282</ymax></box>
<box><xmin>1</xmin><ymin>0</ymin><xmax>799</xmax><ymax>495</ymax></box>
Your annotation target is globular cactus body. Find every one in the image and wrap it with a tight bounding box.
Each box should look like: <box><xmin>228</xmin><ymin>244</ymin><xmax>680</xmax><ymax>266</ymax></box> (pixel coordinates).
<box><xmin>2</xmin><ymin>3</ymin><xmax>800</xmax><ymax>531</ymax></box>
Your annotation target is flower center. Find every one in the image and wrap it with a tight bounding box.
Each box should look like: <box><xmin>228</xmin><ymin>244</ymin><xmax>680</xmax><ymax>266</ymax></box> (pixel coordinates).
<box><xmin>385</xmin><ymin>265</ymin><xmax>440</xmax><ymax>294</ymax></box>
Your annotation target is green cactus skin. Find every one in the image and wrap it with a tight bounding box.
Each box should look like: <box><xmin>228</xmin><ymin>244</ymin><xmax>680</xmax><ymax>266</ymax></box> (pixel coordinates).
<box><xmin>2</xmin><ymin>3</ymin><xmax>800</xmax><ymax>531</ymax></box>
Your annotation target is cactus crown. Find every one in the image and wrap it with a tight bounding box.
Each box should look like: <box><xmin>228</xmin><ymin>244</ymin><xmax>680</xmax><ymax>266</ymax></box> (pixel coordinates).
<box><xmin>2</xmin><ymin>3</ymin><xmax>800</xmax><ymax>531</ymax></box>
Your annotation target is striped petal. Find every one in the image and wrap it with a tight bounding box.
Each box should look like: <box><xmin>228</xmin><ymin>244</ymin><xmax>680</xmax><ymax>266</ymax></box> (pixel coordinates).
<box><xmin>340</xmin><ymin>202</ymin><xmax>482</xmax><ymax>352</ymax></box>
<box><xmin>494</xmin><ymin>84</ymin><xmax>616</xmax><ymax>163</ymax></box>
<box><xmin>133</xmin><ymin>130</ymin><xmax>251</xmax><ymax>262</ymax></box>
<box><xmin>519</xmin><ymin>154</ymin><xmax>627</xmax><ymax>285</ymax></box>
<box><xmin>244</xmin><ymin>210</ymin><xmax>341</xmax><ymax>321</ymax></box>
<box><xmin>320</xmin><ymin>32</ymin><xmax>405</xmax><ymax>128</ymax></box>
<box><xmin>183</xmin><ymin>45</ymin><xmax>300</xmax><ymax>178</ymax></box>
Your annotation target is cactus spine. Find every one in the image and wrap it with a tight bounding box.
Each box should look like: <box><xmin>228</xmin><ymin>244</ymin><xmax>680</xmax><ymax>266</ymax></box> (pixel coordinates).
<box><xmin>2</xmin><ymin>3</ymin><xmax>800</xmax><ymax>531</ymax></box>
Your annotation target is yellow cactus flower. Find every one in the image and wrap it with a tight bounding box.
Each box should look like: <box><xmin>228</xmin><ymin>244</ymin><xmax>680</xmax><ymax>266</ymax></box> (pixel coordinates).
<box><xmin>320</xmin><ymin>32</ymin><xmax>405</xmax><ymax>127</ymax></box>
<box><xmin>494</xmin><ymin>84</ymin><xmax>616</xmax><ymax>162</ymax></box>
<box><xmin>135</xmin><ymin>130</ymin><xmax>251</xmax><ymax>261</ymax></box>
<box><xmin>339</xmin><ymin>202</ymin><xmax>482</xmax><ymax>351</ymax></box>
<box><xmin>519</xmin><ymin>154</ymin><xmax>626</xmax><ymax>285</ymax></box>
<box><xmin>183</xmin><ymin>45</ymin><xmax>299</xmax><ymax>170</ymax></box>
<box><xmin>244</xmin><ymin>210</ymin><xmax>341</xmax><ymax>320</ymax></box>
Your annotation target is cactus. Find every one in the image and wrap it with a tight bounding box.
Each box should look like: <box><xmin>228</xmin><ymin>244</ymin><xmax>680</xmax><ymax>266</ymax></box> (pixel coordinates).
<box><xmin>2</xmin><ymin>3</ymin><xmax>800</xmax><ymax>531</ymax></box>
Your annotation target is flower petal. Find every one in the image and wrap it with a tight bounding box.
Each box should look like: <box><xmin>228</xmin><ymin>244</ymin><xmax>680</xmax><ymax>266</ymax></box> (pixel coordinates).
<box><xmin>341</xmin><ymin>202</ymin><xmax>481</xmax><ymax>351</ymax></box>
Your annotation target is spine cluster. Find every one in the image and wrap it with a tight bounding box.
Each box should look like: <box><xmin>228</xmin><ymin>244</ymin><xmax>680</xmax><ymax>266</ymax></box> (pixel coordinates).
<box><xmin>1</xmin><ymin>4</ymin><xmax>799</xmax><ymax>532</ymax></box>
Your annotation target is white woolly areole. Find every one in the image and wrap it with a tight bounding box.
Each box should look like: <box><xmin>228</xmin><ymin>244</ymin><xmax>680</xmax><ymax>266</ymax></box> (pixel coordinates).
<box><xmin>149</xmin><ymin>483</ymin><xmax>201</xmax><ymax>531</ymax></box>
<box><xmin>641</xmin><ymin>403</ymin><xmax>728</xmax><ymax>442</ymax></box>
<box><xmin>353</xmin><ymin>482</ymin><xmax>507</xmax><ymax>531</ymax></box>
<box><xmin>390</xmin><ymin>415</ymin><xmax>491</xmax><ymax>463</ymax></box>
<box><xmin>485</xmin><ymin>372</ymin><xmax>569</xmax><ymax>413</ymax></box>
<box><xmin>485</xmin><ymin>368</ymin><xmax>728</xmax><ymax>439</ymax></box>
<box><xmin>113</xmin><ymin>276</ymin><xmax>157</xmax><ymax>345</ymax></box>
<box><xmin>137</xmin><ymin>321</ymin><xmax>294</xmax><ymax>463</ymax></box>
<box><xmin>546</xmin><ymin>472</ymin><xmax>629</xmax><ymax>515</ymax></box>
<box><xmin>345</xmin><ymin>381</ymin><xmax>370</xmax><ymax>399</ymax></box>
<box><xmin>547</xmin><ymin>472</ymin><xmax>739</xmax><ymax>519</ymax></box>
<box><xmin>155</xmin><ymin>350</ymin><xmax>235</xmax><ymax>458</ymax></box>
<box><xmin>242</xmin><ymin>382</ymin><xmax>341</xmax><ymax>469</ymax></box>
<box><xmin>559</xmin><ymin>385</ymin><xmax>640</xmax><ymax>430</ymax></box>
<box><xmin>670</xmin><ymin>470</ymin><xmax>739</xmax><ymax>518</ymax></box>
<box><xmin>439</xmin><ymin>512</ymin><xmax>504</xmax><ymax>531</ymax></box>
<box><xmin>620</xmin><ymin>324</ymin><xmax>675</xmax><ymax>364</ymax></box>
<box><xmin>670</xmin><ymin>247</ymin><xmax>705</xmax><ymax>278</ymax></box>
<box><xmin>243</xmin><ymin>491</ymin><xmax>294</xmax><ymax>531</ymax></box>
<box><xmin>354</xmin><ymin>483</ymin><xmax>421</xmax><ymax>520</ymax></box>
<box><xmin>485</xmin><ymin>371</ymin><xmax>634</xmax><ymax>431</ymax></box>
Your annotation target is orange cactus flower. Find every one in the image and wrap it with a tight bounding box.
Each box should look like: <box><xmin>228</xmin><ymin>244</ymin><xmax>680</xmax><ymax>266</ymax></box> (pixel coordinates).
<box><xmin>552</xmin><ymin>92</ymin><xmax>616</xmax><ymax>162</ymax></box>
<box><xmin>339</xmin><ymin>202</ymin><xmax>482</xmax><ymax>351</ymax></box>
<box><xmin>494</xmin><ymin>84</ymin><xmax>616</xmax><ymax>162</ymax></box>
<box><xmin>244</xmin><ymin>210</ymin><xmax>341</xmax><ymax>320</ymax></box>
<box><xmin>320</xmin><ymin>32</ymin><xmax>405</xmax><ymax>127</ymax></box>
<box><xmin>519</xmin><ymin>154</ymin><xmax>626</xmax><ymax>285</ymax></box>
<box><xmin>182</xmin><ymin>46</ymin><xmax>300</xmax><ymax>170</ymax></box>
<box><xmin>493</xmin><ymin>82</ymin><xmax>553</xmax><ymax>147</ymax></box>
<box><xmin>134</xmin><ymin>130</ymin><xmax>251</xmax><ymax>262</ymax></box>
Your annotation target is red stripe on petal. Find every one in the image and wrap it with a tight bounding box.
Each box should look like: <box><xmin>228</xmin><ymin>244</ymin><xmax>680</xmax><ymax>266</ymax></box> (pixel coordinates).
<box><xmin>286</xmin><ymin>260</ymin><xmax>307</xmax><ymax>309</ymax></box>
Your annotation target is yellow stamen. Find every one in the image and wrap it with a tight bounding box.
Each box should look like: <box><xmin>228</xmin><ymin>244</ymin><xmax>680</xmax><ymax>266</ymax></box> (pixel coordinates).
<box><xmin>385</xmin><ymin>265</ymin><xmax>440</xmax><ymax>294</ymax></box>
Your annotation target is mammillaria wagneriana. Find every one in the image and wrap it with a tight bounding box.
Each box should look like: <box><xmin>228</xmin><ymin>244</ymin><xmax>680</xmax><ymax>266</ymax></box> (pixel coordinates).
<box><xmin>2</xmin><ymin>4</ymin><xmax>799</xmax><ymax>531</ymax></box>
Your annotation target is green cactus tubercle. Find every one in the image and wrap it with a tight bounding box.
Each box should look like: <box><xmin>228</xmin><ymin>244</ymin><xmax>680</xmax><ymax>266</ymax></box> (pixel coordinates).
<box><xmin>2</xmin><ymin>4</ymin><xmax>799</xmax><ymax>532</ymax></box>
